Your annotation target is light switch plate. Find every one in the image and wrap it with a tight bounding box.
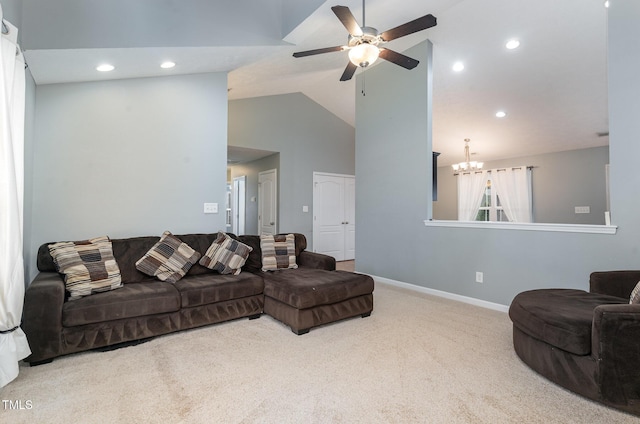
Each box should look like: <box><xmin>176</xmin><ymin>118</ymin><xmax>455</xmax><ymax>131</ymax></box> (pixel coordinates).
<box><xmin>204</xmin><ymin>203</ymin><xmax>218</xmax><ymax>214</ymax></box>
<box><xmin>302</xmin><ymin>205</ymin><xmax>309</xmax><ymax>213</ymax></box>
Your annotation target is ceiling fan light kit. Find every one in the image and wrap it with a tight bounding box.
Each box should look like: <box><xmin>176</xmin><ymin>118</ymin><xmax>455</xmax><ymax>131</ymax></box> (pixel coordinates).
<box><xmin>348</xmin><ymin>42</ymin><xmax>379</xmax><ymax>67</ymax></box>
<box><xmin>292</xmin><ymin>2</ymin><xmax>437</xmax><ymax>81</ymax></box>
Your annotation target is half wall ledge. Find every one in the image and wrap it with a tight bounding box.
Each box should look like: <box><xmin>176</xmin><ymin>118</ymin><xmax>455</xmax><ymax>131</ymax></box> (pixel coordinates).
<box><xmin>424</xmin><ymin>220</ymin><xmax>618</xmax><ymax>235</ymax></box>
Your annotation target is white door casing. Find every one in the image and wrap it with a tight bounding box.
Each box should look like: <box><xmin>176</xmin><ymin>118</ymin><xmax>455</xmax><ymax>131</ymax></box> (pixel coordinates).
<box><xmin>258</xmin><ymin>169</ymin><xmax>277</xmax><ymax>235</ymax></box>
<box><xmin>344</xmin><ymin>176</ymin><xmax>356</xmax><ymax>260</ymax></box>
<box><xmin>232</xmin><ymin>176</ymin><xmax>246</xmax><ymax>235</ymax></box>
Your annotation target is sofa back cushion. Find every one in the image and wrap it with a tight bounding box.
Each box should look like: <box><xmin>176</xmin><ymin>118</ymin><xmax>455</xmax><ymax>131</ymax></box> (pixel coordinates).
<box><xmin>38</xmin><ymin>233</ymin><xmax>221</xmax><ymax>284</ymax></box>
<box><xmin>37</xmin><ymin>232</ymin><xmax>308</xmax><ymax>282</ymax></box>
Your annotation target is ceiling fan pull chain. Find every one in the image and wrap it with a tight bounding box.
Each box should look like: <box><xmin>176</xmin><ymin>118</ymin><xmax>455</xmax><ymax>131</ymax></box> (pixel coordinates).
<box><xmin>362</xmin><ymin>72</ymin><xmax>366</xmax><ymax>96</ymax></box>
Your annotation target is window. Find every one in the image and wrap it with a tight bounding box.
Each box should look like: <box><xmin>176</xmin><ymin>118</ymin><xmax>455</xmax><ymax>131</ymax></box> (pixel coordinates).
<box><xmin>476</xmin><ymin>179</ymin><xmax>509</xmax><ymax>222</ymax></box>
<box><xmin>458</xmin><ymin>167</ymin><xmax>532</xmax><ymax>223</ymax></box>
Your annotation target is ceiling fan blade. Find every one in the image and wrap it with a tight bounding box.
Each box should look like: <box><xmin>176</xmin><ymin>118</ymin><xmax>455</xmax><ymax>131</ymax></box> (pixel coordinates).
<box><xmin>340</xmin><ymin>62</ymin><xmax>358</xmax><ymax>81</ymax></box>
<box><xmin>331</xmin><ymin>6</ymin><xmax>363</xmax><ymax>37</ymax></box>
<box><xmin>378</xmin><ymin>48</ymin><xmax>420</xmax><ymax>70</ymax></box>
<box><xmin>380</xmin><ymin>14</ymin><xmax>437</xmax><ymax>42</ymax></box>
<box><xmin>293</xmin><ymin>46</ymin><xmax>346</xmax><ymax>58</ymax></box>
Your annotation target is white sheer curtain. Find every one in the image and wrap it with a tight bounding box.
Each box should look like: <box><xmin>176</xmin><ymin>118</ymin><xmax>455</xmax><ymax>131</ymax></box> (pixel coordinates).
<box><xmin>491</xmin><ymin>166</ymin><xmax>532</xmax><ymax>223</ymax></box>
<box><xmin>0</xmin><ymin>9</ymin><xmax>31</xmax><ymax>388</ymax></box>
<box><xmin>457</xmin><ymin>171</ymin><xmax>489</xmax><ymax>221</ymax></box>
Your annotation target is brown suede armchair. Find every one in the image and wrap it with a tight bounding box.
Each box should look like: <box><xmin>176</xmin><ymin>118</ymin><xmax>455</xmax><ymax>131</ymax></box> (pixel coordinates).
<box><xmin>509</xmin><ymin>271</ymin><xmax>640</xmax><ymax>416</ymax></box>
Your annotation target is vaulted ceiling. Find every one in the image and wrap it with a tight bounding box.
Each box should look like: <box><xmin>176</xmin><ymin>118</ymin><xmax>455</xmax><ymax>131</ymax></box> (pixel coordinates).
<box><xmin>15</xmin><ymin>0</ymin><xmax>609</xmax><ymax>165</ymax></box>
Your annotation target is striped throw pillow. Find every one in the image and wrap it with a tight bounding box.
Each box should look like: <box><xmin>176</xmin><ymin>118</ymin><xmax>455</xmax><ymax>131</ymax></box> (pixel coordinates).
<box><xmin>630</xmin><ymin>281</ymin><xmax>640</xmax><ymax>304</ymax></box>
<box><xmin>48</xmin><ymin>236</ymin><xmax>122</xmax><ymax>300</ymax></box>
<box><xmin>260</xmin><ymin>233</ymin><xmax>298</xmax><ymax>272</ymax></box>
<box><xmin>199</xmin><ymin>232</ymin><xmax>253</xmax><ymax>275</ymax></box>
<box><xmin>135</xmin><ymin>231</ymin><xmax>201</xmax><ymax>283</ymax></box>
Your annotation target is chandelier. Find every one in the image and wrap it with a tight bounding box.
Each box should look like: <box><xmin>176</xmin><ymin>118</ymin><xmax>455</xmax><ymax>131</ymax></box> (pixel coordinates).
<box><xmin>452</xmin><ymin>138</ymin><xmax>483</xmax><ymax>173</ymax></box>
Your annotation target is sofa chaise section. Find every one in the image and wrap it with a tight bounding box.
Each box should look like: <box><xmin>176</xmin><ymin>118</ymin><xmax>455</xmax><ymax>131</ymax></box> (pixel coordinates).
<box><xmin>263</xmin><ymin>268</ymin><xmax>374</xmax><ymax>335</ymax></box>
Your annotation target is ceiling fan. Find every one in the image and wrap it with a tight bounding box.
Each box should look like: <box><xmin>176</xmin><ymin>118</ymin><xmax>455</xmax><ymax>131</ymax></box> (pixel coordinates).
<box><xmin>292</xmin><ymin>2</ymin><xmax>437</xmax><ymax>81</ymax></box>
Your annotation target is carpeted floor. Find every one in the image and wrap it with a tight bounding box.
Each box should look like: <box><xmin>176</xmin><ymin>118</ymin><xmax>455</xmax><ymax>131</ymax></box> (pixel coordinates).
<box><xmin>1</xmin><ymin>282</ymin><xmax>636</xmax><ymax>423</ymax></box>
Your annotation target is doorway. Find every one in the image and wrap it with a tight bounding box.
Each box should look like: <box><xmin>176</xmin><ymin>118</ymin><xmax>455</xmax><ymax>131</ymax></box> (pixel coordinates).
<box><xmin>258</xmin><ymin>169</ymin><xmax>277</xmax><ymax>235</ymax></box>
<box><xmin>232</xmin><ymin>176</ymin><xmax>246</xmax><ymax>235</ymax></box>
<box><xmin>313</xmin><ymin>172</ymin><xmax>355</xmax><ymax>261</ymax></box>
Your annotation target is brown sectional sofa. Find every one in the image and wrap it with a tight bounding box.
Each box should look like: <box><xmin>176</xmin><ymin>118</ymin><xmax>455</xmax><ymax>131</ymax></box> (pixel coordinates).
<box><xmin>509</xmin><ymin>271</ymin><xmax>640</xmax><ymax>416</ymax></box>
<box><xmin>23</xmin><ymin>233</ymin><xmax>374</xmax><ymax>365</ymax></box>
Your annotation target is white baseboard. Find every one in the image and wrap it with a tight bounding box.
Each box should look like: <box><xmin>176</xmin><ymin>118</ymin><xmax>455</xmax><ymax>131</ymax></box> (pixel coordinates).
<box><xmin>369</xmin><ymin>274</ymin><xmax>510</xmax><ymax>313</ymax></box>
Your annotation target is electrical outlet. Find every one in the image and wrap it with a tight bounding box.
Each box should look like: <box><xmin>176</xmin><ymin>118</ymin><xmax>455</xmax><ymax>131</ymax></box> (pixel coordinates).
<box><xmin>203</xmin><ymin>203</ymin><xmax>218</xmax><ymax>214</ymax></box>
<box><xmin>476</xmin><ymin>272</ymin><xmax>484</xmax><ymax>283</ymax></box>
<box><xmin>574</xmin><ymin>206</ymin><xmax>590</xmax><ymax>214</ymax></box>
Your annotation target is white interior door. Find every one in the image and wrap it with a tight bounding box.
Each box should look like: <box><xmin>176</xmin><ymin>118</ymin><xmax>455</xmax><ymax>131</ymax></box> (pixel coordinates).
<box><xmin>313</xmin><ymin>173</ymin><xmax>355</xmax><ymax>261</ymax></box>
<box><xmin>314</xmin><ymin>174</ymin><xmax>346</xmax><ymax>260</ymax></box>
<box><xmin>258</xmin><ymin>169</ymin><xmax>277</xmax><ymax>235</ymax></box>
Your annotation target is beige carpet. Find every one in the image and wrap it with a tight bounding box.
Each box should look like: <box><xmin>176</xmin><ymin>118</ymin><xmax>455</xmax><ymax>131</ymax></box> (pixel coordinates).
<box><xmin>1</xmin><ymin>282</ymin><xmax>636</xmax><ymax>424</ymax></box>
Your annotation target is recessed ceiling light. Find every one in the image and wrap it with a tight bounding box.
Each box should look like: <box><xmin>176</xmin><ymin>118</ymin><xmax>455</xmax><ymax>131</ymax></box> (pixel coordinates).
<box><xmin>496</xmin><ymin>111</ymin><xmax>507</xmax><ymax>118</ymax></box>
<box><xmin>604</xmin><ymin>1</ymin><xmax>610</xmax><ymax>8</ymax></box>
<box><xmin>96</xmin><ymin>64</ymin><xmax>115</xmax><ymax>72</ymax></box>
<box><xmin>452</xmin><ymin>61</ymin><xmax>465</xmax><ymax>72</ymax></box>
<box><xmin>506</xmin><ymin>39</ymin><xmax>520</xmax><ymax>50</ymax></box>
<box><xmin>160</xmin><ymin>61</ymin><xmax>176</xmax><ymax>69</ymax></box>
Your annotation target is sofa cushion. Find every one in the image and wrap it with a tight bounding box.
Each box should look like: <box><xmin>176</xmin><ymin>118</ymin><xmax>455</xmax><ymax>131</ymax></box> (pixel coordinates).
<box><xmin>199</xmin><ymin>232</ymin><xmax>252</xmax><ymax>275</ymax></box>
<box><xmin>260</xmin><ymin>234</ymin><xmax>298</xmax><ymax>271</ymax></box>
<box><xmin>630</xmin><ymin>281</ymin><xmax>640</xmax><ymax>304</ymax></box>
<box><xmin>174</xmin><ymin>273</ymin><xmax>264</xmax><ymax>308</ymax></box>
<box><xmin>135</xmin><ymin>231</ymin><xmax>201</xmax><ymax>283</ymax></box>
<box><xmin>48</xmin><ymin>236</ymin><xmax>122</xmax><ymax>300</ymax></box>
<box><xmin>509</xmin><ymin>289</ymin><xmax>627</xmax><ymax>355</ymax></box>
<box><xmin>62</xmin><ymin>281</ymin><xmax>180</xmax><ymax>327</ymax></box>
<box><xmin>262</xmin><ymin>268</ymin><xmax>374</xmax><ymax>309</ymax></box>
<box><xmin>237</xmin><ymin>233</ymin><xmax>307</xmax><ymax>273</ymax></box>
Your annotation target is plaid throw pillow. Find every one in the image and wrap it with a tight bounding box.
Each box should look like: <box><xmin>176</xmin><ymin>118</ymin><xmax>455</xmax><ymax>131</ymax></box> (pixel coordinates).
<box><xmin>135</xmin><ymin>231</ymin><xmax>201</xmax><ymax>283</ymax></box>
<box><xmin>48</xmin><ymin>236</ymin><xmax>122</xmax><ymax>300</ymax></box>
<box><xmin>199</xmin><ymin>232</ymin><xmax>253</xmax><ymax>275</ymax></box>
<box><xmin>260</xmin><ymin>233</ymin><xmax>298</xmax><ymax>272</ymax></box>
<box><xmin>630</xmin><ymin>281</ymin><xmax>640</xmax><ymax>304</ymax></box>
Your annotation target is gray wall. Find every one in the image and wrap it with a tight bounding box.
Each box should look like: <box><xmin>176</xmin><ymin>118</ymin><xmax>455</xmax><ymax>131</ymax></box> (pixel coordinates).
<box><xmin>229</xmin><ymin>153</ymin><xmax>280</xmax><ymax>235</ymax></box>
<box><xmin>27</xmin><ymin>73</ymin><xmax>228</xmax><ymax>281</ymax></box>
<box><xmin>356</xmin><ymin>40</ymin><xmax>432</xmax><ymax>285</ymax></box>
<box><xmin>434</xmin><ymin>146</ymin><xmax>609</xmax><ymax>224</ymax></box>
<box><xmin>228</xmin><ymin>93</ymin><xmax>355</xmax><ymax>244</ymax></box>
<box><xmin>356</xmin><ymin>1</ymin><xmax>640</xmax><ymax>308</ymax></box>
<box><xmin>0</xmin><ymin>0</ymin><xmax>21</xmax><ymax>31</ymax></box>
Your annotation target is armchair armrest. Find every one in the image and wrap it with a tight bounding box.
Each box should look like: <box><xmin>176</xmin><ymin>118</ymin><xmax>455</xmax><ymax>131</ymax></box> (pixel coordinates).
<box><xmin>297</xmin><ymin>251</ymin><xmax>336</xmax><ymax>271</ymax></box>
<box><xmin>22</xmin><ymin>272</ymin><xmax>66</xmax><ymax>363</ymax></box>
<box><xmin>592</xmin><ymin>303</ymin><xmax>640</xmax><ymax>406</ymax></box>
<box><xmin>589</xmin><ymin>270</ymin><xmax>640</xmax><ymax>299</ymax></box>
